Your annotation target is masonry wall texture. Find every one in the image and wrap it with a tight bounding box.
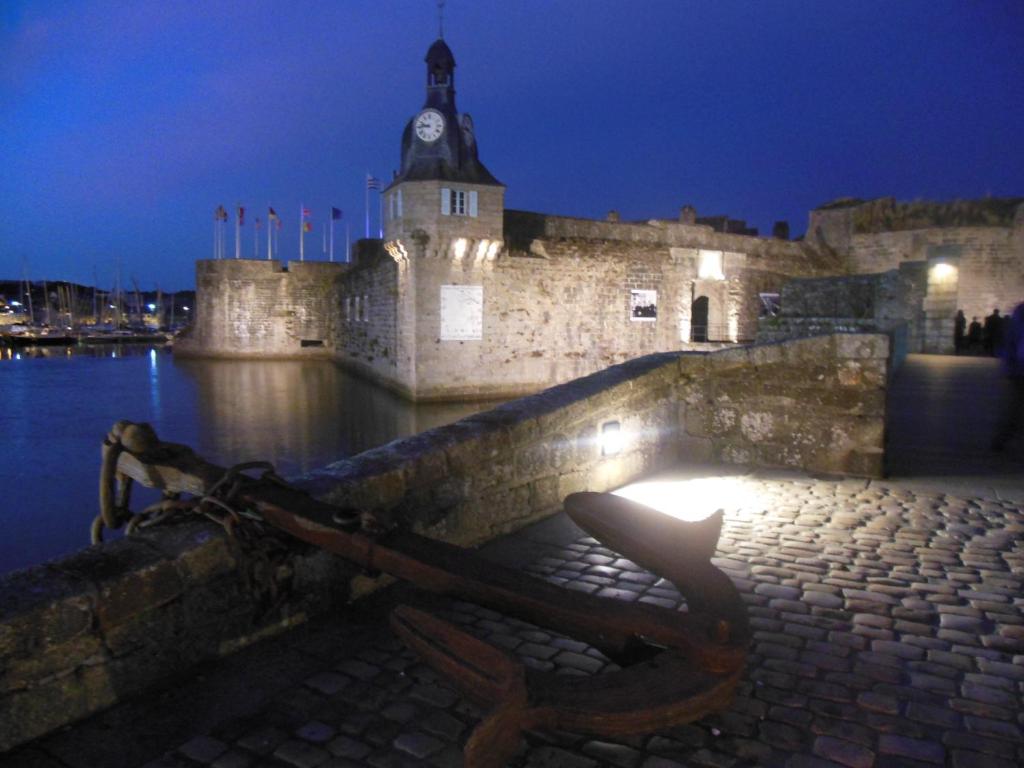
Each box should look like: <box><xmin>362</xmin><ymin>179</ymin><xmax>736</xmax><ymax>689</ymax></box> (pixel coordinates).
<box><xmin>0</xmin><ymin>332</ymin><xmax>888</xmax><ymax>751</ymax></box>
<box><xmin>327</xmin><ymin>210</ymin><xmax>842</xmax><ymax>400</ymax></box>
<box><xmin>176</xmin><ymin>260</ymin><xmax>345</xmax><ymax>358</ymax></box>
<box><xmin>757</xmin><ymin>263</ymin><xmax>927</xmax><ymax>357</ymax></box>
<box><xmin>808</xmin><ymin>198</ymin><xmax>1024</xmax><ymax>354</ymax></box>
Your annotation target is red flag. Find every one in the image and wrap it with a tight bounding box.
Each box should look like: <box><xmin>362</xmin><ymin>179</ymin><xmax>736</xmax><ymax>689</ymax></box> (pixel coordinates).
<box><xmin>302</xmin><ymin>221</ymin><xmax>312</xmax><ymax>233</ymax></box>
<box><xmin>302</xmin><ymin>207</ymin><xmax>312</xmax><ymax>219</ymax></box>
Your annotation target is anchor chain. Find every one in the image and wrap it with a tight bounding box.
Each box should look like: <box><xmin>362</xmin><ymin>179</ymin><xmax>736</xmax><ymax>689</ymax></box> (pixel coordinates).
<box><xmin>93</xmin><ymin>421</ymin><xmax>301</xmax><ymax>619</ymax></box>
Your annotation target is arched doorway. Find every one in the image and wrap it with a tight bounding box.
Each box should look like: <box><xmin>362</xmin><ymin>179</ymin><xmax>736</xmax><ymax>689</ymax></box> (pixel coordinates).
<box><xmin>691</xmin><ymin>296</ymin><xmax>709</xmax><ymax>342</ymax></box>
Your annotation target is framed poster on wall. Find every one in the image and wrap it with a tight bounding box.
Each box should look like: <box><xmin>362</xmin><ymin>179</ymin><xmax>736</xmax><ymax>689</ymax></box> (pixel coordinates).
<box><xmin>630</xmin><ymin>289</ymin><xmax>657</xmax><ymax>322</ymax></box>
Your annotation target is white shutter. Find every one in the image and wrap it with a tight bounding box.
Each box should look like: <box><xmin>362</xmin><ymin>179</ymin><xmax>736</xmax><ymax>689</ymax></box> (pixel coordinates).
<box><xmin>468</xmin><ymin>190</ymin><xmax>478</xmax><ymax>217</ymax></box>
<box><xmin>396</xmin><ymin>189</ymin><xmax>403</xmax><ymax>217</ymax></box>
<box><xmin>441</xmin><ymin>187</ymin><xmax>451</xmax><ymax>215</ymax></box>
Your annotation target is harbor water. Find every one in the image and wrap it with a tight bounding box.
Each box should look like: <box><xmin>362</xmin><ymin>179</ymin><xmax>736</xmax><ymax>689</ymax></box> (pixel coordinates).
<box><xmin>0</xmin><ymin>345</ymin><xmax>486</xmax><ymax>574</ymax></box>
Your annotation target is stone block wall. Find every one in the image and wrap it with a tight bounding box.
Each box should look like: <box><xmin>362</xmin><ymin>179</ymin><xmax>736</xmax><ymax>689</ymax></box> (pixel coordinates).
<box><xmin>757</xmin><ymin>265</ymin><xmax>926</xmax><ymax>355</ymax></box>
<box><xmin>0</xmin><ymin>523</ymin><xmax>354</xmax><ymax>752</ymax></box>
<box><xmin>0</xmin><ymin>332</ymin><xmax>889</xmax><ymax>750</ymax></box>
<box><xmin>678</xmin><ymin>334</ymin><xmax>889</xmax><ymax>478</ymax></box>
<box><xmin>335</xmin><ymin>241</ymin><xmax>411</xmax><ymax>392</ymax></box>
<box><xmin>352</xmin><ymin>211</ymin><xmax>843</xmax><ymax>401</ymax></box>
<box><xmin>177</xmin><ymin>260</ymin><xmax>345</xmax><ymax>358</ymax></box>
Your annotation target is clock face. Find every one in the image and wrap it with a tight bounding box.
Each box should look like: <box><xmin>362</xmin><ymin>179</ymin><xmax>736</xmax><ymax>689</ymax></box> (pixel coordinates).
<box><xmin>414</xmin><ymin>110</ymin><xmax>445</xmax><ymax>142</ymax></box>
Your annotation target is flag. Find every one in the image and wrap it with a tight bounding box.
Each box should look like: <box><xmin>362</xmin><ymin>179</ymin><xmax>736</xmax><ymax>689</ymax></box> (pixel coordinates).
<box><xmin>237</xmin><ymin>205</ymin><xmax>245</xmax><ymax>225</ymax></box>
<box><xmin>331</xmin><ymin>207</ymin><xmax>343</xmax><ymax>221</ymax></box>
<box><xmin>366</xmin><ymin>175</ymin><xmax>381</xmax><ymax>191</ymax></box>
<box><xmin>302</xmin><ymin>207</ymin><xmax>312</xmax><ymax>219</ymax></box>
<box><xmin>215</xmin><ymin>205</ymin><xmax>228</xmax><ymax>222</ymax></box>
<box><xmin>303</xmin><ymin>221</ymin><xmax>312</xmax><ymax>233</ymax></box>
<box><xmin>268</xmin><ymin>206</ymin><xmax>279</xmax><ymax>221</ymax></box>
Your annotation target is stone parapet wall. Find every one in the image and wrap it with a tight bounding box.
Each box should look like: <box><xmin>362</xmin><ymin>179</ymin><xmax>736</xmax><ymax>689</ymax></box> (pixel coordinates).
<box><xmin>176</xmin><ymin>260</ymin><xmax>345</xmax><ymax>359</ymax></box>
<box><xmin>0</xmin><ymin>523</ymin><xmax>354</xmax><ymax>752</ymax></box>
<box><xmin>505</xmin><ymin>210</ymin><xmax>836</xmax><ymax>274</ymax></box>
<box><xmin>756</xmin><ymin>266</ymin><xmax>925</xmax><ymax>354</ymax></box>
<box><xmin>0</xmin><ymin>333</ymin><xmax>888</xmax><ymax>752</ymax></box>
<box><xmin>679</xmin><ymin>334</ymin><xmax>889</xmax><ymax>478</ymax></box>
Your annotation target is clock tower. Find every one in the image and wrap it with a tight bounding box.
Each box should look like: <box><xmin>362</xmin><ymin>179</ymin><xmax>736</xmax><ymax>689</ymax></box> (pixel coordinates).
<box><xmin>383</xmin><ymin>38</ymin><xmax>504</xmax><ymax>252</ymax></box>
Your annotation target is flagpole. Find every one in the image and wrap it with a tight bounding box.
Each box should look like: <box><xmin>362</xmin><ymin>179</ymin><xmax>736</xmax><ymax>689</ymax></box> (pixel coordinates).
<box><xmin>213</xmin><ymin>212</ymin><xmax>217</xmax><ymax>260</ymax></box>
<box><xmin>330</xmin><ymin>213</ymin><xmax>335</xmax><ymax>262</ymax></box>
<box><xmin>346</xmin><ymin>222</ymin><xmax>351</xmax><ymax>262</ymax></box>
<box><xmin>378</xmin><ymin>192</ymin><xmax>383</xmax><ymax>238</ymax></box>
<box><xmin>299</xmin><ymin>203</ymin><xmax>304</xmax><ymax>262</ymax></box>
<box><xmin>364</xmin><ymin>177</ymin><xmax>370</xmax><ymax>239</ymax></box>
<box><xmin>234</xmin><ymin>205</ymin><xmax>240</xmax><ymax>259</ymax></box>
<box><xmin>254</xmin><ymin>221</ymin><xmax>259</xmax><ymax>259</ymax></box>
<box><xmin>322</xmin><ymin>223</ymin><xmax>327</xmax><ymax>258</ymax></box>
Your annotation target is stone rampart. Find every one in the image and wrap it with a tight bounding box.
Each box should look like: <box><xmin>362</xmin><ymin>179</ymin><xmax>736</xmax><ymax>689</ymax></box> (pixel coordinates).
<box><xmin>0</xmin><ymin>333</ymin><xmax>888</xmax><ymax>752</ymax></box>
<box><xmin>176</xmin><ymin>260</ymin><xmax>345</xmax><ymax>359</ymax></box>
<box><xmin>757</xmin><ymin>265</ymin><xmax>926</xmax><ymax>355</ymax></box>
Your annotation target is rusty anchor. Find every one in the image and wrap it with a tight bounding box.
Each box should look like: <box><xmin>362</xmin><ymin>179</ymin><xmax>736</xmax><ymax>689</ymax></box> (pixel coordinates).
<box><xmin>99</xmin><ymin>422</ymin><xmax>749</xmax><ymax>768</ymax></box>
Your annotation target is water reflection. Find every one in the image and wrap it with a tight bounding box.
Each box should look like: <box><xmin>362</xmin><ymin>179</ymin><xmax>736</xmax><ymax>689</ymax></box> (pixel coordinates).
<box><xmin>175</xmin><ymin>359</ymin><xmax>484</xmax><ymax>478</ymax></box>
<box><xmin>0</xmin><ymin>348</ymin><xmax>489</xmax><ymax>573</ymax></box>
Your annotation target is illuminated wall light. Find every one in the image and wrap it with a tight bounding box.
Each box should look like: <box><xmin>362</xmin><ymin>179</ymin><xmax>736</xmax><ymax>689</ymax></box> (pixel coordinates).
<box><xmin>475</xmin><ymin>239</ymin><xmax>490</xmax><ymax>262</ymax></box>
<box><xmin>600</xmin><ymin>420</ymin><xmax>622</xmax><ymax>456</ymax></box>
<box><xmin>930</xmin><ymin>262</ymin><xmax>957</xmax><ymax>282</ymax></box>
<box><xmin>486</xmin><ymin>240</ymin><xmax>501</xmax><ymax>261</ymax></box>
<box><xmin>453</xmin><ymin>238</ymin><xmax>468</xmax><ymax>261</ymax></box>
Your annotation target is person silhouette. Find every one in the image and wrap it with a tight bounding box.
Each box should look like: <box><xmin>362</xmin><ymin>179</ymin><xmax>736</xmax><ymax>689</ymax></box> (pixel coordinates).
<box><xmin>992</xmin><ymin>302</ymin><xmax>1024</xmax><ymax>452</ymax></box>
<box><xmin>983</xmin><ymin>309</ymin><xmax>1002</xmax><ymax>356</ymax></box>
<box><xmin>967</xmin><ymin>317</ymin><xmax>982</xmax><ymax>354</ymax></box>
<box><xmin>954</xmin><ymin>310</ymin><xmax>966</xmax><ymax>355</ymax></box>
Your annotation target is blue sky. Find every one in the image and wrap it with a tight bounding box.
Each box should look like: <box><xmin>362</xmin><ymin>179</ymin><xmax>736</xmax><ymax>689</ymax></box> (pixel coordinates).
<box><xmin>1</xmin><ymin>0</ymin><xmax>1022</xmax><ymax>291</ymax></box>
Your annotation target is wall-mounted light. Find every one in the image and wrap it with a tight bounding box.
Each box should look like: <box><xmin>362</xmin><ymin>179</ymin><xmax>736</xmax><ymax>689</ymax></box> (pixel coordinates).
<box><xmin>601</xmin><ymin>420</ymin><xmax>622</xmax><ymax>456</ymax></box>
<box><xmin>930</xmin><ymin>262</ymin><xmax>957</xmax><ymax>282</ymax></box>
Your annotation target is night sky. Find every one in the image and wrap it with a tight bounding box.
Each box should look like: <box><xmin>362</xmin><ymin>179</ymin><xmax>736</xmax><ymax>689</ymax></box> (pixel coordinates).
<box><xmin>2</xmin><ymin>1</ymin><xmax>1022</xmax><ymax>292</ymax></box>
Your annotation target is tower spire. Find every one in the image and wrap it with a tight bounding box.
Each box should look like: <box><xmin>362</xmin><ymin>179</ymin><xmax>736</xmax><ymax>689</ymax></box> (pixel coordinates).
<box><xmin>438</xmin><ymin>0</ymin><xmax>445</xmax><ymax>39</ymax></box>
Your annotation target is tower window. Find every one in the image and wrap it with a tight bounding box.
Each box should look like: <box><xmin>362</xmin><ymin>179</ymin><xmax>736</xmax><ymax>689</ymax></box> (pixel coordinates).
<box><xmin>441</xmin><ymin>188</ymin><xmax>478</xmax><ymax>218</ymax></box>
<box><xmin>451</xmin><ymin>189</ymin><xmax>466</xmax><ymax>215</ymax></box>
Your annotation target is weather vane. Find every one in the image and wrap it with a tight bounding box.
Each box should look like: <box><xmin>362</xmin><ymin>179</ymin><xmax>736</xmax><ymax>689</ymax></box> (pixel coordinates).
<box><xmin>438</xmin><ymin>0</ymin><xmax>445</xmax><ymax>39</ymax></box>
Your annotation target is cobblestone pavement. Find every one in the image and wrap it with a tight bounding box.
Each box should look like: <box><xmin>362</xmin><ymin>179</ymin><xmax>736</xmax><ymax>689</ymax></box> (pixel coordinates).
<box><xmin>8</xmin><ymin>469</ymin><xmax>1024</xmax><ymax>768</ymax></box>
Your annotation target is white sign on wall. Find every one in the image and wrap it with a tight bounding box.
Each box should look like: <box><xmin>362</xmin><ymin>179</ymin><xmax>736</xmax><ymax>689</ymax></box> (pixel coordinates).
<box><xmin>440</xmin><ymin>284</ymin><xmax>483</xmax><ymax>340</ymax></box>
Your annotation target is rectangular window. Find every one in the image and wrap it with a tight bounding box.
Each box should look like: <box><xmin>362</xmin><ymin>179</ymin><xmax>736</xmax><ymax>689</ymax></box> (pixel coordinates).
<box><xmin>441</xmin><ymin>188</ymin><xmax>476</xmax><ymax>216</ymax></box>
<box><xmin>345</xmin><ymin>297</ymin><xmax>351</xmax><ymax>322</ymax></box>
<box><xmin>363</xmin><ymin>294</ymin><xmax>369</xmax><ymax>322</ymax></box>
<box><xmin>396</xmin><ymin>189</ymin><xmax>403</xmax><ymax>218</ymax></box>
<box><xmin>388</xmin><ymin>193</ymin><xmax>395</xmax><ymax>220</ymax></box>
<box><xmin>451</xmin><ymin>189</ymin><xmax>466</xmax><ymax>215</ymax></box>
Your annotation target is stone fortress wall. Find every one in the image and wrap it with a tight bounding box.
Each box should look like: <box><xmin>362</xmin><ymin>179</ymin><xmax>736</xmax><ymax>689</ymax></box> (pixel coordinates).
<box><xmin>176</xmin><ymin>259</ymin><xmax>345</xmax><ymax>358</ymax></box>
<box><xmin>804</xmin><ymin>197</ymin><xmax>1024</xmax><ymax>353</ymax></box>
<box><xmin>330</xmin><ymin>208</ymin><xmax>842</xmax><ymax>400</ymax></box>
